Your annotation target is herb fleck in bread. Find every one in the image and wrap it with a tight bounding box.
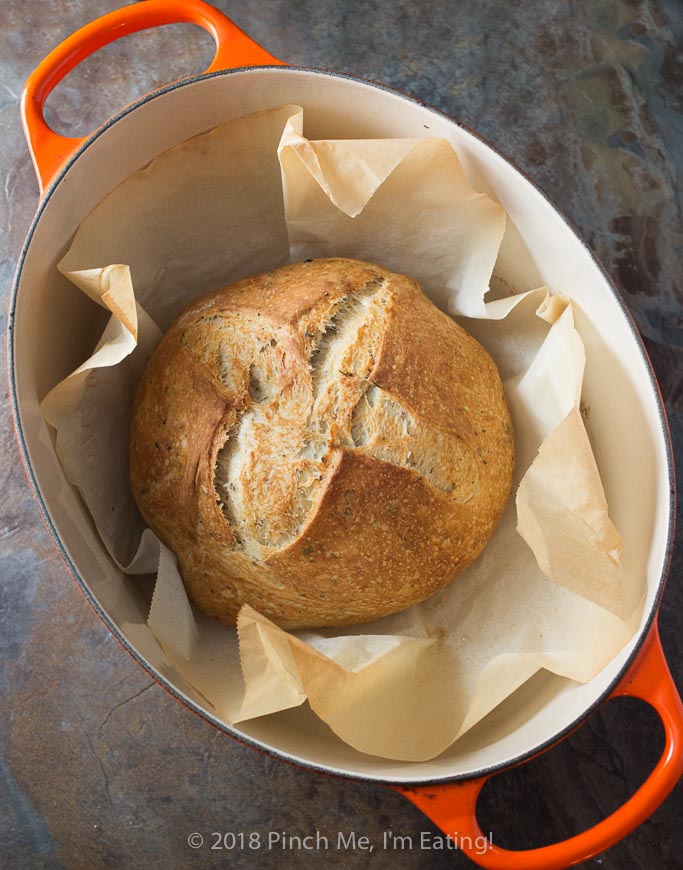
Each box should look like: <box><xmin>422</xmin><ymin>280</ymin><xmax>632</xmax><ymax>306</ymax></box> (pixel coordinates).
<box><xmin>130</xmin><ymin>258</ymin><xmax>514</xmax><ymax>629</ymax></box>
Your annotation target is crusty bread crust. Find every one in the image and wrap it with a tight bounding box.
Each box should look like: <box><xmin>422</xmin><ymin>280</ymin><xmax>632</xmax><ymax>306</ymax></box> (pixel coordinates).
<box><xmin>130</xmin><ymin>258</ymin><xmax>514</xmax><ymax>629</ymax></box>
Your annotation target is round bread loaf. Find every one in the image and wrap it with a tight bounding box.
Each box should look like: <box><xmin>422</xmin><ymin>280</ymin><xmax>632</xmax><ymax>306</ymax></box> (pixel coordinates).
<box><xmin>130</xmin><ymin>258</ymin><xmax>514</xmax><ymax>629</ymax></box>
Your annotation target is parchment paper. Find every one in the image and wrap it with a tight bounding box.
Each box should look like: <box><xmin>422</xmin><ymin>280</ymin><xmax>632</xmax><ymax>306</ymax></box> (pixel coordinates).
<box><xmin>41</xmin><ymin>104</ymin><xmax>642</xmax><ymax>761</ymax></box>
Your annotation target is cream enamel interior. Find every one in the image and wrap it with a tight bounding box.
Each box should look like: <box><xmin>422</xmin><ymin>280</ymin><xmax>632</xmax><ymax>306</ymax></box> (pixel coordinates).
<box><xmin>11</xmin><ymin>68</ymin><xmax>672</xmax><ymax>782</ymax></box>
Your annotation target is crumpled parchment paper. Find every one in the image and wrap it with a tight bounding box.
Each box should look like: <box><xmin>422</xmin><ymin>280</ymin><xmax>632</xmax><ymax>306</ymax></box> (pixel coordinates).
<box><xmin>40</xmin><ymin>104</ymin><xmax>642</xmax><ymax>761</ymax></box>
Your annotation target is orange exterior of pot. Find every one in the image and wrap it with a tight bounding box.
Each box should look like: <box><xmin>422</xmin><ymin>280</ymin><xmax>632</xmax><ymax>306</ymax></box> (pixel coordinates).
<box><xmin>20</xmin><ymin>0</ymin><xmax>284</xmax><ymax>192</ymax></box>
<box><xmin>398</xmin><ymin>620</ymin><xmax>683</xmax><ymax>869</ymax></box>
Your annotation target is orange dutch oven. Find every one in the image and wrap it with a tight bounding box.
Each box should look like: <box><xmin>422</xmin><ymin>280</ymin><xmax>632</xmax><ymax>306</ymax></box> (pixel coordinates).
<box><xmin>9</xmin><ymin>2</ymin><xmax>682</xmax><ymax>867</ymax></box>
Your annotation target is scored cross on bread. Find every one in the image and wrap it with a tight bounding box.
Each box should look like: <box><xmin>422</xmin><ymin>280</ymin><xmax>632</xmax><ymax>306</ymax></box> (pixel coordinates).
<box><xmin>130</xmin><ymin>258</ymin><xmax>514</xmax><ymax>629</ymax></box>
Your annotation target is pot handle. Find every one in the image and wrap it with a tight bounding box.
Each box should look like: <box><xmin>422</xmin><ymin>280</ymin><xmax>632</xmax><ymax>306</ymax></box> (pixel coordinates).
<box><xmin>396</xmin><ymin>621</ymin><xmax>683</xmax><ymax>870</ymax></box>
<box><xmin>21</xmin><ymin>0</ymin><xmax>284</xmax><ymax>193</ymax></box>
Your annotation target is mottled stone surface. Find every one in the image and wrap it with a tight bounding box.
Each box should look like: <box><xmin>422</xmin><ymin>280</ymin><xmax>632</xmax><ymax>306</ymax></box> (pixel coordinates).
<box><xmin>1</xmin><ymin>1</ymin><xmax>681</xmax><ymax>868</ymax></box>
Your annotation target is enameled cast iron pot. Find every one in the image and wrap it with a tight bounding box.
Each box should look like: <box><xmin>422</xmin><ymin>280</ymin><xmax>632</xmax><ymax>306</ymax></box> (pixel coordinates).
<box><xmin>9</xmin><ymin>2</ymin><xmax>683</xmax><ymax>867</ymax></box>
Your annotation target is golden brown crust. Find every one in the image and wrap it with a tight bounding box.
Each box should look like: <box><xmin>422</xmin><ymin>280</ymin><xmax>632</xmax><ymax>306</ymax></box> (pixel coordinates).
<box><xmin>130</xmin><ymin>258</ymin><xmax>514</xmax><ymax>629</ymax></box>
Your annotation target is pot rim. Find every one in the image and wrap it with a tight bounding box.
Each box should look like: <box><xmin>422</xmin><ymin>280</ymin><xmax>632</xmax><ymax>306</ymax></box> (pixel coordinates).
<box><xmin>8</xmin><ymin>64</ymin><xmax>677</xmax><ymax>786</ymax></box>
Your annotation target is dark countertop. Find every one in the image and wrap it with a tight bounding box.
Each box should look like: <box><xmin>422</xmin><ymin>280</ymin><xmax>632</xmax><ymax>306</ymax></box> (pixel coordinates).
<box><xmin>1</xmin><ymin>1</ymin><xmax>681</xmax><ymax>868</ymax></box>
